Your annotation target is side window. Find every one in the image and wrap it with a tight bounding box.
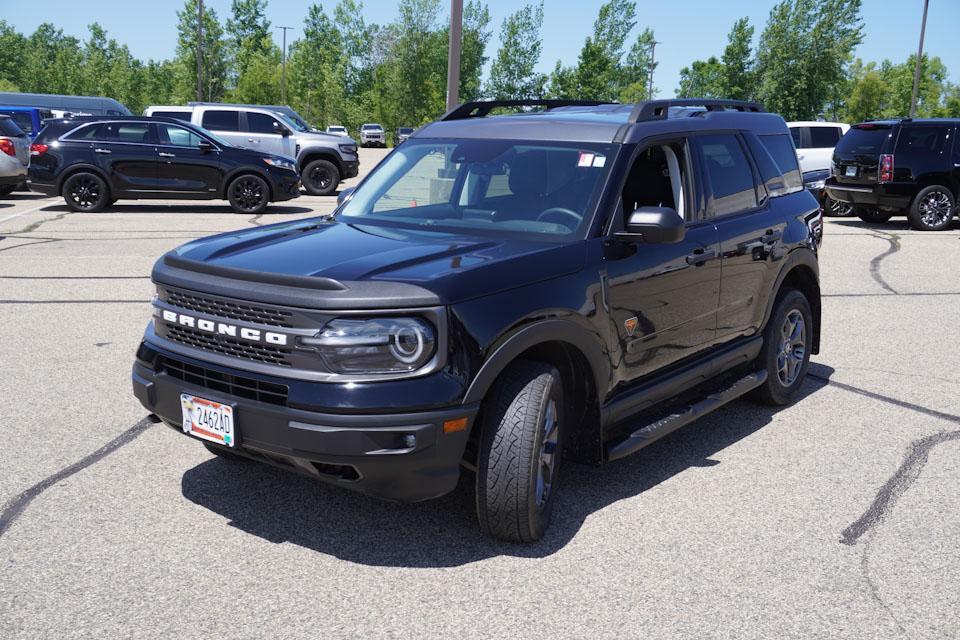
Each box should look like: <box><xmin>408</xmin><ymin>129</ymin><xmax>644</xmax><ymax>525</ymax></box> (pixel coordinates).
<box><xmin>896</xmin><ymin>126</ymin><xmax>948</xmax><ymax>156</ymax></box>
<box><xmin>156</xmin><ymin>123</ymin><xmax>204</xmax><ymax>147</ymax></box>
<box><xmin>790</xmin><ymin>127</ymin><xmax>804</xmax><ymax>149</ymax></box>
<box><xmin>201</xmin><ymin>110</ymin><xmax>240</xmax><ymax>132</ymax></box>
<box><xmin>63</xmin><ymin>123</ymin><xmax>104</xmax><ymax>141</ymax></box>
<box><xmin>96</xmin><ymin>122</ymin><xmax>151</xmax><ymax>143</ymax></box>
<box><xmin>759</xmin><ymin>134</ymin><xmax>803</xmax><ymax>193</ymax></box>
<box><xmin>621</xmin><ymin>141</ymin><xmax>689</xmax><ymax>222</ymax></box>
<box><xmin>809</xmin><ymin>126</ymin><xmax>841</xmax><ymax>148</ymax></box>
<box><xmin>699</xmin><ymin>134</ymin><xmax>758</xmax><ymax>217</ymax></box>
<box><xmin>152</xmin><ymin>111</ymin><xmax>192</xmax><ymax>123</ymax></box>
<box><xmin>247</xmin><ymin>112</ymin><xmax>284</xmax><ymax>134</ymax></box>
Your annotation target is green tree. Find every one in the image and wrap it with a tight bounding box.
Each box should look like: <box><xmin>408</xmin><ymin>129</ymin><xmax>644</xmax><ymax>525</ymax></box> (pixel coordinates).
<box><xmin>173</xmin><ymin>0</ymin><xmax>228</xmax><ymax>102</ymax></box>
<box><xmin>486</xmin><ymin>2</ymin><xmax>546</xmax><ymax>100</ymax></box>
<box><xmin>843</xmin><ymin>63</ymin><xmax>888</xmax><ymax>122</ymax></box>
<box><xmin>227</xmin><ymin>0</ymin><xmax>272</xmax><ymax>83</ymax></box>
<box><xmin>457</xmin><ymin>0</ymin><xmax>492</xmax><ymax>102</ymax></box>
<box><xmin>677</xmin><ymin>57</ymin><xmax>725</xmax><ymax>98</ymax></box>
<box><xmin>287</xmin><ymin>3</ymin><xmax>346</xmax><ymax>127</ymax></box>
<box><xmin>0</xmin><ymin>20</ymin><xmax>27</xmax><ymax>89</ymax></box>
<box><xmin>233</xmin><ymin>38</ymin><xmax>281</xmax><ymax>103</ymax></box>
<box><xmin>618</xmin><ymin>27</ymin><xmax>657</xmax><ymax>101</ymax></box>
<box><xmin>720</xmin><ymin>17</ymin><xmax>755</xmax><ymax>100</ymax></box>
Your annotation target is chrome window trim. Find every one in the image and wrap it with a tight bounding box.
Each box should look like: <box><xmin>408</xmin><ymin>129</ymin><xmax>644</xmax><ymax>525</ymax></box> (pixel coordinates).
<box><xmin>59</xmin><ymin>120</ymin><xmax>222</xmax><ymax>152</ymax></box>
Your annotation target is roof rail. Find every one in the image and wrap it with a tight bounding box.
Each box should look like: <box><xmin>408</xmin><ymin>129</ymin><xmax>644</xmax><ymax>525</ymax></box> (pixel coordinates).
<box><xmin>440</xmin><ymin>99</ymin><xmax>617</xmax><ymax>121</ymax></box>
<box><xmin>628</xmin><ymin>98</ymin><xmax>765</xmax><ymax>123</ymax></box>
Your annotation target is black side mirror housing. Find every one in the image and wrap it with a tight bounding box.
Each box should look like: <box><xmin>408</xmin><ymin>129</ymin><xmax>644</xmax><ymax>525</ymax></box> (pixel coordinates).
<box><xmin>615</xmin><ymin>206</ymin><xmax>686</xmax><ymax>244</ymax></box>
<box><xmin>197</xmin><ymin>140</ymin><xmax>213</xmax><ymax>153</ymax></box>
<box><xmin>337</xmin><ymin>187</ymin><xmax>356</xmax><ymax>206</ymax></box>
<box><xmin>274</xmin><ymin>122</ymin><xmax>291</xmax><ymax>137</ymax></box>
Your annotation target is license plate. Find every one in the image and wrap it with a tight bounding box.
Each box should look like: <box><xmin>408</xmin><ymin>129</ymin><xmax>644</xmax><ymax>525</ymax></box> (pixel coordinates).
<box><xmin>180</xmin><ymin>394</ymin><xmax>235</xmax><ymax>447</ymax></box>
<box><xmin>845</xmin><ymin>165</ymin><xmax>858</xmax><ymax>177</ymax></box>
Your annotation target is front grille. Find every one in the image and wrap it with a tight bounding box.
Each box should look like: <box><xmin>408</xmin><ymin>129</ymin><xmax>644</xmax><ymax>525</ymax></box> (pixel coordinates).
<box><xmin>159</xmin><ymin>356</ymin><xmax>288</xmax><ymax>406</ymax></box>
<box><xmin>167</xmin><ymin>324</ymin><xmax>293</xmax><ymax>367</ymax></box>
<box><xmin>165</xmin><ymin>289</ymin><xmax>294</xmax><ymax>328</ymax></box>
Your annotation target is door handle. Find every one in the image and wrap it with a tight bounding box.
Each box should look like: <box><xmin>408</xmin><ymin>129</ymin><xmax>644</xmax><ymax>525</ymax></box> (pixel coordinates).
<box><xmin>158</xmin><ymin>152</ymin><xmax>175</xmax><ymax>158</ymax></box>
<box><xmin>247</xmin><ymin>138</ymin><xmax>259</xmax><ymax>143</ymax></box>
<box><xmin>686</xmin><ymin>247</ymin><xmax>717</xmax><ymax>265</ymax></box>
<box><xmin>94</xmin><ymin>148</ymin><xmax>111</xmax><ymax>154</ymax></box>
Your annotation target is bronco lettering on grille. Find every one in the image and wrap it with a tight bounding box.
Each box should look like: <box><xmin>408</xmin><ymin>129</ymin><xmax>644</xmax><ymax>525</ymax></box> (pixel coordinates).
<box><xmin>161</xmin><ymin>309</ymin><xmax>288</xmax><ymax>346</ymax></box>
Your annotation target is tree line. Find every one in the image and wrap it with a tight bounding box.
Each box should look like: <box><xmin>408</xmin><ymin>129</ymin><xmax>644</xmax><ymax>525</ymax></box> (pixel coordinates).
<box><xmin>0</xmin><ymin>0</ymin><xmax>957</xmax><ymax>133</ymax></box>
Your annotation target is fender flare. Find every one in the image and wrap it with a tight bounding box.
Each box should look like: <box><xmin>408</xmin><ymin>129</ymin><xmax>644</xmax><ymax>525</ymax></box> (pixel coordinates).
<box><xmin>764</xmin><ymin>247</ymin><xmax>821</xmax><ymax>352</ymax></box>
<box><xmin>298</xmin><ymin>150</ymin><xmax>344</xmax><ymax>174</ymax></box>
<box><xmin>461</xmin><ymin>318</ymin><xmax>610</xmax><ymax>406</ymax></box>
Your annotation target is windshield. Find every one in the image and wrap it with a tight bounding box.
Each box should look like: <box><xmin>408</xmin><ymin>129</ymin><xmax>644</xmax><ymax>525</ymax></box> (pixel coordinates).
<box><xmin>276</xmin><ymin>112</ymin><xmax>308</xmax><ymax>132</ymax></box>
<box><xmin>339</xmin><ymin>139</ymin><xmax>614</xmax><ymax>238</ymax></box>
<box><xmin>362</xmin><ymin>124</ymin><xmax>383</xmax><ymax>131</ymax></box>
<box><xmin>398</xmin><ymin>128</ymin><xmax>414</xmax><ymax>134</ymax></box>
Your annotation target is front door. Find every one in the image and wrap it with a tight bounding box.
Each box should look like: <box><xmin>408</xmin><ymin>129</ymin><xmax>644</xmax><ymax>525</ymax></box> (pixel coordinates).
<box><xmin>153</xmin><ymin>122</ymin><xmax>222</xmax><ymax>195</ymax></box>
<box><xmin>244</xmin><ymin>111</ymin><xmax>295</xmax><ymax>157</ymax></box>
<box><xmin>604</xmin><ymin>139</ymin><xmax>721</xmax><ymax>385</ymax></box>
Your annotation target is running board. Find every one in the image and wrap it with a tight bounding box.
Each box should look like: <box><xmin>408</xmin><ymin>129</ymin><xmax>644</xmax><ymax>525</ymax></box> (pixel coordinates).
<box><xmin>605</xmin><ymin>370</ymin><xmax>768</xmax><ymax>462</ymax></box>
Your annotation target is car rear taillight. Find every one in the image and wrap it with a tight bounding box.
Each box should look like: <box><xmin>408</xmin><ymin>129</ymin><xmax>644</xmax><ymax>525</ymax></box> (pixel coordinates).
<box><xmin>30</xmin><ymin>143</ymin><xmax>48</xmax><ymax>156</ymax></box>
<box><xmin>0</xmin><ymin>138</ymin><xmax>14</xmax><ymax>157</ymax></box>
<box><xmin>879</xmin><ymin>154</ymin><xmax>894</xmax><ymax>183</ymax></box>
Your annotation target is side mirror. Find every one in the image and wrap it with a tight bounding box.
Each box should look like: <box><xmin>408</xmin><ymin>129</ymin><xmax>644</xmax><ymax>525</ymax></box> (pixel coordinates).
<box><xmin>273</xmin><ymin>122</ymin><xmax>290</xmax><ymax>137</ymax></box>
<box><xmin>197</xmin><ymin>140</ymin><xmax>213</xmax><ymax>153</ymax></box>
<box><xmin>615</xmin><ymin>206</ymin><xmax>686</xmax><ymax>244</ymax></box>
<box><xmin>337</xmin><ymin>187</ymin><xmax>356</xmax><ymax>206</ymax></box>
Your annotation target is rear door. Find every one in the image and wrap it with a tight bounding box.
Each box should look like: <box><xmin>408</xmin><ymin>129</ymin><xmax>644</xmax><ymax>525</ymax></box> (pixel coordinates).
<box><xmin>86</xmin><ymin>121</ymin><xmax>158</xmax><ymax>195</ymax></box>
<box><xmin>199</xmin><ymin>109</ymin><xmax>246</xmax><ymax>149</ymax></box>
<box><xmin>154</xmin><ymin>122</ymin><xmax>222</xmax><ymax>195</ymax></box>
<box><xmin>832</xmin><ymin>124</ymin><xmax>895</xmax><ymax>186</ymax></box>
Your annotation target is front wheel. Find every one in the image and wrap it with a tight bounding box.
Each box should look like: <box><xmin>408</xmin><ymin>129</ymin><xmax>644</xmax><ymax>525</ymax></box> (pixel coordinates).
<box><xmin>227</xmin><ymin>174</ymin><xmax>269</xmax><ymax>214</ymax></box>
<box><xmin>476</xmin><ymin>361</ymin><xmax>563</xmax><ymax>543</ymax></box>
<box><xmin>62</xmin><ymin>172</ymin><xmax>109</xmax><ymax>212</ymax></box>
<box><xmin>302</xmin><ymin>158</ymin><xmax>340</xmax><ymax>196</ymax></box>
<box><xmin>908</xmin><ymin>185</ymin><xmax>955</xmax><ymax>231</ymax></box>
<box><xmin>750</xmin><ymin>289</ymin><xmax>813</xmax><ymax>406</ymax></box>
<box><xmin>854</xmin><ymin>206</ymin><xmax>892</xmax><ymax>224</ymax></box>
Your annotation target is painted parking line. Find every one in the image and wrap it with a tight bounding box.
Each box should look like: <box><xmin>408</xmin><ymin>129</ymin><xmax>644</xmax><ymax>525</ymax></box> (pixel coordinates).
<box><xmin>0</xmin><ymin>198</ymin><xmax>59</xmax><ymax>224</ymax></box>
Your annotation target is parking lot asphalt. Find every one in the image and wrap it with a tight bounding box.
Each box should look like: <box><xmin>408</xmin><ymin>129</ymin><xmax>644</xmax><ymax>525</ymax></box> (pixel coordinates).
<box><xmin>1</xmin><ymin>147</ymin><xmax>958</xmax><ymax>639</ymax></box>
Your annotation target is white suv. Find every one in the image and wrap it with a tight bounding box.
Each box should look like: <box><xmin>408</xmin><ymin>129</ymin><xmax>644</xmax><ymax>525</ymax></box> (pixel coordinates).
<box><xmin>787</xmin><ymin>121</ymin><xmax>849</xmax><ymax>173</ymax></box>
<box><xmin>359</xmin><ymin>123</ymin><xmax>385</xmax><ymax>148</ymax></box>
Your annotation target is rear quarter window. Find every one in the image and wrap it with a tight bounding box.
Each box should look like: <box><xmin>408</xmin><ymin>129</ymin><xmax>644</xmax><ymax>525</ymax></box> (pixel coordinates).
<box><xmin>809</xmin><ymin>126</ymin><xmax>842</xmax><ymax>148</ymax></box>
<box><xmin>758</xmin><ymin>134</ymin><xmax>803</xmax><ymax>192</ymax></box>
<box><xmin>895</xmin><ymin>126</ymin><xmax>949</xmax><ymax>156</ymax></box>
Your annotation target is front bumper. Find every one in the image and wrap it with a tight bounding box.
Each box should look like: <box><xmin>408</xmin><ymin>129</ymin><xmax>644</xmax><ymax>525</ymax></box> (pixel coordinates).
<box><xmin>824</xmin><ymin>179</ymin><xmax>912</xmax><ymax>211</ymax></box>
<box><xmin>133</xmin><ymin>342</ymin><xmax>478</xmax><ymax>502</ymax></box>
<box><xmin>268</xmin><ymin>168</ymin><xmax>301</xmax><ymax>202</ymax></box>
<box><xmin>342</xmin><ymin>160</ymin><xmax>359</xmax><ymax>179</ymax></box>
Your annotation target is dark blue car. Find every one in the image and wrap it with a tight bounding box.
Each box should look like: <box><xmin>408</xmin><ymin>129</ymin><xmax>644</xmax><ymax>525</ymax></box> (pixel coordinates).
<box><xmin>0</xmin><ymin>106</ymin><xmax>54</xmax><ymax>140</ymax></box>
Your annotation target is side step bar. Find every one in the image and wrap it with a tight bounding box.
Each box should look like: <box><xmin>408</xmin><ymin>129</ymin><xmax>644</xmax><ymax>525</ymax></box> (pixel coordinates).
<box><xmin>605</xmin><ymin>369</ymin><xmax>768</xmax><ymax>462</ymax></box>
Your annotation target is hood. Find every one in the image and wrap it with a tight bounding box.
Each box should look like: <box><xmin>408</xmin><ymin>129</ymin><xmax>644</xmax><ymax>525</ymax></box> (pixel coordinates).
<box><xmin>299</xmin><ymin>130</ymin><xmax>357</xmax><ymax>145</ymax></box>
<box><xmin>164</xmin><ymin>219</ymin><xmax>585</xmax><ymax>306</ymax></box>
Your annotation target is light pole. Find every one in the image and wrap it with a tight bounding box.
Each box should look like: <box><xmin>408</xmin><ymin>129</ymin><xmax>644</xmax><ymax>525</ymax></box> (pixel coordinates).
<box><xmin>446</xmin><ymin>0</ymin><xmax>463</xmax><ymax>111</ymax></box>
<box><xmin>909</xmin><ymin>0</ymin><xmax>930</xmax><ymax>118</ymax></box>
<box><xmin>647</xmin><ymin>40</ymin><xmax>660</xmax><ymax>100</ymax></box>
<box><xmin>196</xmin><ymin>0</ymin><xmax>203</xmax><ymax>102</ymax></box>
<box><xmin>277</xmin><ymin>26</ymin><xmax>294</xmax><ymax>105</ymax></box>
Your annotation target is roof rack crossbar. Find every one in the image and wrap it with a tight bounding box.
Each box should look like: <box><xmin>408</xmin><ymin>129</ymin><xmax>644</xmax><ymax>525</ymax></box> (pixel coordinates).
<box><xmin>628</xmin><ymin>99</ymin><xmax>765</xmax><ymax>123</ymax></box>
<box><xmin>441</xmin><ymin>99</ymin><xmax>617</xmax><ymax>121</ymax></box>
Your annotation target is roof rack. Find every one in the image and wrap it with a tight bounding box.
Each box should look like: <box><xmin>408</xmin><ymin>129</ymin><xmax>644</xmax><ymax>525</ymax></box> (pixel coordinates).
<box><xmin>440</xmin><ymin>99</ymin><xmax>617</xmax><ymax>121</ymax></box>
<box><xmin>628</xmin><ymin>99</ymin><xmax>765</xmax><ymax>123</ymax></box>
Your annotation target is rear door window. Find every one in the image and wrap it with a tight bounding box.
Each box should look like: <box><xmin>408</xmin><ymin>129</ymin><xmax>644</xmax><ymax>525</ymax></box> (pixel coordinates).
<box><xmin>201</xmin><ymin>110</ymin><xmax>241</xmax><ymax>132</ymax></box>
<box><xmin>100</xmin><ymin>122</ymin><xmax>152</xmax><ymax>143</ymax></box>
<box><xmin>152</xmin><ymin>111</ymin><xmax>192</xmax><ymax>122</ymax></box>
<box><xmin>758</xmin><ymin>134</ymin><xmax>803</xmax><ymax>192</ymax></box>
<box><xmin>809</xmin><ymin>126</ymin><xmax>842</xmax><ymax>148</ymax></box>
<box><xmin>699</xmin><ymin>134</ymin><xmax>758</xmax><ymax>217</ymax></box>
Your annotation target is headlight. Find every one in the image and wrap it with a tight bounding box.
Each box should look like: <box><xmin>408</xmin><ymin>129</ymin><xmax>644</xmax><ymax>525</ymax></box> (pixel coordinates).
<box><xmin>263</xmin><ymin>157</ymin><xmax>297</xmax><ymax>171</ymax></box>
<box><xmin>339</xmin><ymin>144</ymin><xmax>358</xmax><ymax>154</ymax></box>
<box><xmin>807</xmin><ymin>179</ymin><xmax>826</xmax><ymax>190</ymax></box>
<box><xmin>300</xmin><ymin>317</ymin><xmax>436</xmax><ymax>374</ymax></box>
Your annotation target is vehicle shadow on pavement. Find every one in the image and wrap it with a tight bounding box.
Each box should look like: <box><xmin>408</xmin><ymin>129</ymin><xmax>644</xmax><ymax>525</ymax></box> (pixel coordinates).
<box><xmin>42</xmin><ymin>204</ymin><xmax>317</xmax><ymax>215</ymax></box>
<box><xmin>181</xmin><ymin>367</ymin><xmax>833</xmax><ymax>566</ymax></box>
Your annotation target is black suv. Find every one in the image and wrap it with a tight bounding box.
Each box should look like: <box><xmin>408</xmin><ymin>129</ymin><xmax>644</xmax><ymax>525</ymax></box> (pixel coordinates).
<box><xmin>132</xmin><ymin>99</ymin><xmax>822</xmax><ymax>542</ymax></box>
<box><xmin>28</xmin><ymin>116</ymin><xmax>300</xmax><ymax>214</ymax></box>
<box><xmin>826</xmin><ymin>119</ymin><xmax>959</xmax><ymax>230</ymax></box>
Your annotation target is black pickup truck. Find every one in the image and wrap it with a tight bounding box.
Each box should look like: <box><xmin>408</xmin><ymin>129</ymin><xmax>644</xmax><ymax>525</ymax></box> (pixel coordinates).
<box><xmin>133</xmin><ymin>99</ymin><xmax>823</xmax><ymax>542</ymax></box>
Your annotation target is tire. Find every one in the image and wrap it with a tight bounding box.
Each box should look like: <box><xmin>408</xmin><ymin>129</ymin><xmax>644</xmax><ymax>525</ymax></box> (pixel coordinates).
<box><xmin>750</xmin><ymin>289</ymin><xmax>813</xmax><ymax>406</ymax></box>
<box><xmin>0</xmin><ymin>185</ymin><xmax>15</xmax><ymax>196</ymax></box>
<box><xmin>301</xmin><ymin>158</ymin><xmax>340</xmax><ymax>196</ymax></box>
<box><xmin>824</xmin><ymin>197</ymin><xmax>853</xmax><ymax>217</ymax></box>
<box><xmin>203</xmin><ymin>442</ymin><xmax>247</xmax><ymax>461</ymax></box>
<box><xmin>227</xmin><ymin>174</ymin><xmax>270</xmax><ymax>214</ymax></box>
<box><xmin>476</xmin><ymin>361</ymin><xmax>563</xmax><ymax>543</ymax></box>
<box><xmin>908</xmin><ymin>185</ymin><xmax>955</xmax><ymax>231</ymax></box>
<box><xmin>854</xmin><ymin>206</ymin><xmax>892</xmax><ymax>224</ymax></box>
<box><xmin>62</xmin><ymin>172</ymin><xmax>109</xmax><ymax>212</ymax></box>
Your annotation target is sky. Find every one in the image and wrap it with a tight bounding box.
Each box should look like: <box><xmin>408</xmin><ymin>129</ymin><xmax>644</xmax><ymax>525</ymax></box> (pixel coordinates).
<box><xmin>3</xmin><ymin>0</ymin><xmax>958</xmax><ymax>94</ymax></box>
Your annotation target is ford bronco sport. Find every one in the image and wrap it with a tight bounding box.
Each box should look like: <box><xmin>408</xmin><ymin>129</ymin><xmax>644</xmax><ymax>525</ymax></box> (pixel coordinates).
<box><xmin>133</xmin><ymin>99</ymin><xmax>823</xmax><ymax>542</ymax></box>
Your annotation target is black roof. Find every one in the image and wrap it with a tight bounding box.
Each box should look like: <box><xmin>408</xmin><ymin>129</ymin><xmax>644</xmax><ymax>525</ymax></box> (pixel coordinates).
<box><xmin>854</xmin><ymin>118</ymin><xmax>960</xmax><ymax>127</ymax></box>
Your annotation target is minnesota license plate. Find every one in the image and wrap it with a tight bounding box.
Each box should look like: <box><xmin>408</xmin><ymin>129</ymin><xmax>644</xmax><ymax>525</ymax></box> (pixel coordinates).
<box><xmin>180</xmin><ymin>394</ymin><xmax>235</xmax><ymax>447</ymax></box>
<box><xmin>845</xmin><ymin>165</ymin><xmax>858</xmax><ymax>177</ymax></box>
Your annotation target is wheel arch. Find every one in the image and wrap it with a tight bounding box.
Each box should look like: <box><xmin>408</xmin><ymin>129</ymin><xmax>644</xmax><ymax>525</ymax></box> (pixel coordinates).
<box><xmin>56</xmin><ymin>163</ymin><xmax>111</xmax><ymax>196</ymax></box>
<box><xmin>298</xmin><ymin>149</ymin><xmax>343</xmax><ymax>174</ymax></box>
<box><xmin>221</xmin><ymin>169</ymin><xmax>273</xmax><ymax>201</ymax></box>
<box><xmin>765</xmin><ymin>250</ymin><xmax>821</xmax><ymax>355</ymax></box>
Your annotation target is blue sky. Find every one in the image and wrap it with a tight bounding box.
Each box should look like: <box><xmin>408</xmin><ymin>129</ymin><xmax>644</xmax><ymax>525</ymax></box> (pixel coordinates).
<box><xmin>4</xmin><ymin>0</ymin><xmax>958</xmax><ymax>93</ymax></box>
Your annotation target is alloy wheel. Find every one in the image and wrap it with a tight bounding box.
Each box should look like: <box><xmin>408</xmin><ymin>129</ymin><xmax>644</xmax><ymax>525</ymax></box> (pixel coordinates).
<box><xmin>309</xmin><ymin>165</ymin><xmax>333</xmax><ymax>191</ymax></box>
<box><xmin>69</xmin><ymin>176</ymin><xmax>102</xmax><ymax>209</ymax></box>
<box><xmin>918</xmin><ymin>190</ymin><xmax>953</xmax><ymax>227</ymax></box>
<box><xmin>777</xmin><ymin>309</ymin><xmax>806</xmax><ymax>387</ymax></box>
<box><xmin>232</xmin><ymin>177</ymin><xmax>265</xmax><ymax>211</ymax></box>
<box><xmin>535</xmin><ymin>398</ymin><xmax>560</xmax><ymax>508</ymax></box>
<box><xmin>827</xmin><ymin>197</ymin><xmax>852</xmax><ymax>217</ymax></box>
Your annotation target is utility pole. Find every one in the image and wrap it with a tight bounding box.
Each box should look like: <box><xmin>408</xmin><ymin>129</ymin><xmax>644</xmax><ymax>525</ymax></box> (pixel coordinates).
<box><xmin>909</xmin><ymin>0</ymin><xmax>930</xmax><ymax>118</ymax></box>
<box><xmin>277</xmin><ymin>26</ymin><xmax>294</xmax><ymax>104</ymax></box>
<box><xmin>446</xmin><ymin>0</ymin><xmax>463</xmax><ymax>111</ymax></box>
<box><xmin>196</xmin><ymin>0</ymin><xmax>203</xmax><ymax>102</ymax></box>
<box><xmin>647</xmin><ymin>40</ymin><xmax>660</xmax><ymax>100</ymax></box>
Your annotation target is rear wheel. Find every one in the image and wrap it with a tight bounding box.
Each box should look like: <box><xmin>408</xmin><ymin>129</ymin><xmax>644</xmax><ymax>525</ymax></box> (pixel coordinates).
<box><xmin>825</xmin><ymin>197</ymin><xmax>853</xmax><ymax>217</ymax></box>
<box><xmin>854</xmin><ymin>206</ymin><xmax>892</xmax><ymax>224</ymax></box>
<box><xmin>750</xmin><ymin>289</ymin><xmax>813</xmax><ymax>406</ymax></box>
<box><xmin>908</xmin><ymin>185</ymin><xmax>955</xmax><ymax>231</ymax></box>
<box><xmin>476</xmin><ymin>361</ymin><xmax>563</xmax><ymax>543</ymax></box>
<box><xmin>227</xmin><ymin>174</ymin><xmax>269</xmax><ymax>214</ymax></box>
<box><xmin>302</xmin><ymin>158</ymin><xmax>340</xmax><ymax>196</ymax></box>
<box><xmin>62</xmin><ymin>172</ymin><xmax>109</xmax><ymax>212</ymax></box>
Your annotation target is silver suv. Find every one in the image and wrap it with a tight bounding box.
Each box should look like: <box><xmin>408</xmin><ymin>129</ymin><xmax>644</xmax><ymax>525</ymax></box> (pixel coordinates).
<box><xmin>144</xmin><ymin>104</ymin><xmax>359</xmax><ymax>196</ymax></box>
<box><xmin>0</xmin><ymin>115</ymin><xmax>29</xmax><ymax>196</ymax></box>
<box><xmin>359</xmin><ymin>123</ymin><xmax>385</xmax><ymax>148</ymax></box>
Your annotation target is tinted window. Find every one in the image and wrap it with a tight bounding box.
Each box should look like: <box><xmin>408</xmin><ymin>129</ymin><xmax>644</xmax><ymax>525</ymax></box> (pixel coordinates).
<box><xmin>700</xmin><ymin>134</ymin><xmax>758</xmax><ymax>216</ymax></box>
<box><xmin>0</xmin><ymin>117</ymin><xmax>26</xmax><ymax>137</ymax></box>
<box><xmin>0</xmin><ymin>111</ymin><xmax>33</xmax><ymax>134</ymax></box>
<box><xmin>152</xmin><ymin>111</ymin><xmax>192</xmax><ymax>122</ymax></box>
<box><xmin>759</xmin><ymin>134</ymin><xmax>803</xmax><ymax>192</ymax></box>
<box><xmin>809</xmin><ymin>126</ymin><xmax>841</xmax><ymax>148</ymax></box>
<box><xmin>201</xmin><ymin>110</ymin><xmax>240</xmax><ymax>131</ymax></box>
<box><xmin>790</xmin><ymin>127</ymin><xmax>803</xmax><ymax>148</ymax></box>
<box><xmin>247</xmin><ymin>112</ymin><xmax>284</xmax><ymax>134</ymax></box>
<box><xmin>835</xmin><ymin>126</ymin><xmax>892</xmax><ymax>156</ymax></box>
<box><xmin>156</xmin><ymin>123</ymin><xmax>205</xmax><ymax>147</ymax></box>
<box><xmin>895</xmin><ymin>126</ymin><xmax>949</xmax><ymax>156</ymax></box>
<box><xmin>63</xmin><ymin>123</ymin><xmax>104</xmax><ymax>140</ymax></box>
<box><xmin>80</xmin><ymin>122</ymin><xmax>150</xmax><ymax>143</ymax></box>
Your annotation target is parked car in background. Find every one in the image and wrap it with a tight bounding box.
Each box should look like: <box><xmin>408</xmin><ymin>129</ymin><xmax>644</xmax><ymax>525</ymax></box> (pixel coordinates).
<box><xmin>803</xmin><ymin>168</ymin><xmax>852</xmax><ymax>216</ymax></box>
<box><xmin>27</xmin><ymin>116</ymin><xmax>300</xmax><ymax>213</ymax></box>
<box><xmin>325</xmin><ymin>125</ymin><xmax>349</xmax><ymax>136</ymax></box>
<box><xmin>359</xmin><ymin>123</ymin><xmax>385</xmax><ymax>147</ymax></box>
<box><xmin>395</xmin><ymin>127</ymin><xmax>414</xmax><ymax>145</ymax></box>
<box><xmin>188</xmin><ymin>102</ymin><xmax>317</xmax><ymax>132</ymax></box>
<box><xmin>145</xmin><ymin>104</ymin><xmax>359</xmax><ymax>196</ymax></box>
<box><xmin>826</xmin><ymin>119</ymin><xmax>959</xmax><ymax>230</ymax></box>
<box><xmin>0</xmin><ymin>106</ymin><xmax>54</xmax><ymax>139</ymax></box>
<box><xmin>0</xmin><ymin>115</ymin><xmax>30</xmax><ymax>196</ymax></box>
<box><xmin>0</xmin><ymin>91</ymin><xmax>130</xmax><ymax>116</ymax></box>
<box><xmin>788</xmin><ymin>121</ymin><xmax>849</xmax><ymax>173</ymax></box>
